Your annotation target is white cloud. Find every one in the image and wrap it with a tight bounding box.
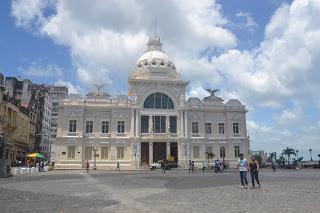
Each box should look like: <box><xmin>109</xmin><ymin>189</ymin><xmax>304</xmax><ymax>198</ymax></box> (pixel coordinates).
<box><xmin>55</xmin><ymin>80</ymin><xmax>81</xmax><ymax>94</ymax></box>
<box><xmin>187</xmin><ymin>83</ymin><xmax>209</xmax><ymax>99</ymax></box>
<box><xmin>19</xmin><ymin>60</ymin><xmax>63</xmax><ymax>77</ymax></box>
<box><xmin>274</xmin><ymin>101</ymin><xmax>302</xmax><ymax>125</ymax></box>
<box><xmin>236</xmin><ymin>12</ymin><xmax>258</xmax><ymax>29</ymax></box>
<box><xmin>208</xmin><ymin>0</ymin><xmax>320</xmax><ymax>109</ymax></box>
<box><xmin>12</xmin><ymin>0</ymin><xmax>236</xmax><ymax>87</ymax></box>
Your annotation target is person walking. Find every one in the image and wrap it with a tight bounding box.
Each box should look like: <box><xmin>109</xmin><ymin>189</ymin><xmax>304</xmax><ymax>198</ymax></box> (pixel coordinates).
<box><xmin>249</xmin><ymin>155</ymin><xmax>261</xmax><ymax>189</ymax></box>
<box><xmin>86</xmin><ymin>160</ymin><xmax>89</xmax><ymax>172</ymax></box>
<box><xmin>215</xmin><ymin>159</ymin><xmax>219</xmax><ymax>173</ymax></box>
<box><xmin>161</xmin><ymin>160</ymin><xmax>166</xmax><ymax>174</ymax></box>
<box><xmin>223</xmin><ymin>159</ymin><xmax>227</xmax><ymax>172</ymax></box>
<box><xmin>237</xmin><ymin>154</ymin><xmax>248</xmax><ymax>189</ymax></box>
<box><xmin>219</xmin><ymin>160</ymin><xmax>223</xmax><ymax>173</ymax></box>
<box><xmin>191</xmin><ymin>161</ymin><xmax>195</xmax><ymax>173</ymax></box>
<box><xmin>116</xmin><ymin>161</ymin><xmax>120</xmax><ymax>171</ymax></box>
<box><xmin>202</xmin><ymin>161</ymin><xmax>206</xmax><ymax>172</ymax></box>
<box><xmin>271</xmin><ymin>158</ymin><xmax>276</xmax><ymax>172</ymax></box>
<box><xmin>188</xmin><ymin>160</ymin><xmax>192</xmax><ymax>173</ymax></box>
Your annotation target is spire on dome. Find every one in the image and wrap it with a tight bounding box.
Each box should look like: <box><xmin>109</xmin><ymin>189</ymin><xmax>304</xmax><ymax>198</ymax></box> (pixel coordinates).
<box><xmin>147</xmin><ymin>19</ymin><xmax>162</xmax><ymax>51</ymax></box>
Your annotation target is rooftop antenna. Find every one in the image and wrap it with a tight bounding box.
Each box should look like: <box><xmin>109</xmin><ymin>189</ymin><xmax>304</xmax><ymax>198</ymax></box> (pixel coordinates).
<box><xmin>154</xmin><ymin>18</ymin><xmax>157</xmax><ymax>38</ymax></box>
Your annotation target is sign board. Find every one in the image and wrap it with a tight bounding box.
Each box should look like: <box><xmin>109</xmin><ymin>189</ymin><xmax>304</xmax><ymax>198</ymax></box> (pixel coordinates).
<box><xmin>62</xmin><ymin>152</ymin><xmax>66</xmax><ymax>155</ymax></box>
<box><xmin>167</xmin><ymin>156</ymin><xmax>174</xmax><ymax>161</ymax></box>
<box><xmin>94</xmin><ymin>154</ymin><xmax>99</xmax><ymax>157</ymax></box>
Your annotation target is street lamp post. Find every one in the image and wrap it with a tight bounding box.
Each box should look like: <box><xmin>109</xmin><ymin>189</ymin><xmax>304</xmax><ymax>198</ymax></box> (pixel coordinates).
<box><xmin>296</xmin><ymin>150</ymin><xmax>299</xmax><ymax>159</ymax></box>
<box><xmin>93</xmin><ymin>145</ymin><xmax>97</xmax><ymax>170</ymax></box>
<box><xmin>309</xmin><ymin>149</ymin><xmax>313</xmax><ymax>161</ymax></box>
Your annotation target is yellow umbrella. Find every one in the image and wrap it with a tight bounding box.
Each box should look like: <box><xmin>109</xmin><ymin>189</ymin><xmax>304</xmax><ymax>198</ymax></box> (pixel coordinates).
<box><xmin>27</xmin><ymin>153</ymin><xmax>46</xmax><ymax>158</ymax></box>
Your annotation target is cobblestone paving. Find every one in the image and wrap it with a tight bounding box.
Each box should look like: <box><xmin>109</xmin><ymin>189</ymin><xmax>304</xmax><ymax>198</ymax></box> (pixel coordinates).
<box><xmin>0</xmin><ymin>169</ymin><xmax>319</xmax><ymax>213</ymax></box>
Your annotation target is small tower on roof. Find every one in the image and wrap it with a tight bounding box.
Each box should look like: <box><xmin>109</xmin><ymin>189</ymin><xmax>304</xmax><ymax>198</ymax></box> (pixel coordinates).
<box><xmin>147</xmin><ymin>19</ymin><xmax>162</xmax><ymax>51</ymax></box>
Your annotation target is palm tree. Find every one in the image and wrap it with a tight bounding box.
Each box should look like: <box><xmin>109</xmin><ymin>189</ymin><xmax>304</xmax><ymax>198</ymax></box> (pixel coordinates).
<box><xmin>268</xmin><ymin>152</ymin><xmax>277</xmax><ymax>162</ymax></box>
<box><xmin>278</xmin><ymin>155</ymin><xmax>285</xmax><ymax>166</ymax></box>
<box><xmin>282</xmin><ymin>147</ymin><xmax>296</xmax><ymax>165</ymax></box>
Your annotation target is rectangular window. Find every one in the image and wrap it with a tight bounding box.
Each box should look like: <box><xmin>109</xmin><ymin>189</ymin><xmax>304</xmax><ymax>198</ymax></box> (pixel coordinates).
<box><xmin>235</xmin><ymin>146</ymin><xmax>240</xmax><ymax>157</ymax></box>
<box><xmin>192</xmin><ymin>122</ymin><xmax>199</xmax><ymax>134</ymax></box>
<box><xmin>205</xmin><ymin>123</ymin><xmax>212</xmax><ymax>134</ymax></box>
<box><xmin>69</xmin><ymin>120</ymin><xmax>77</xmax><ymax>132</ymax></box>
<box><xmin>86</xmin><ymin>121</ymin><xmax>93</xmax><ymax>133</ymax></box>
<box><xmin>84</xmin><ymin>147</ymin><xmax>92</xmax><ymax>160</ymax></box>
<box><xmin>153</xmin><ymin>116</ymin><xmax>166</xmax><ymax>133</ymax></box>
<box><xmin>101</xmin><ymin>147</ymin><xmax>108</xmax><ymax>159</ymax></box>
<box><xmin>117</xmin><ymin>121</ymin><xmax>125</xmax><ymax>133</ymax></box>
<box><xmin>205</xmin><ymin>146</ymin><xmax>212</xmax><ymax>155</ymax></box>
<box><xmin>101</xmin><ymin>121</ymin><xmax>109</xmax><ymax>133</ymax></box>
<box><xmin>193</xmin><ymin>146</ymin><xmax>200</xmax><ymax>159</ymax></box>
<box><xmin>219</xmin><ymin>123</ymin><xmax>225</xmax><ymax>134</ymax></box>
<box><xmin>233</xmin><ymin>123</ymin><xmax>239</xmax><ymax>134</ymax></box>
<box><xmin>141</xmin><ymin>116</ymin><xmax>149</xmax><ymax>133</ymax></box>
<box><xmin>67</xmin><ymin>146</ymin><xmax>75</xmax><ymax>159</ymax></box>
<box><xmin>117</xmin><ymin>146</ymin><xmax>124</xmax><ymax>159</ymax></box>
<box><xmin>169</xmin><ymin>116</ymin><xmax>177</xmax><ymax>133</ymax></box>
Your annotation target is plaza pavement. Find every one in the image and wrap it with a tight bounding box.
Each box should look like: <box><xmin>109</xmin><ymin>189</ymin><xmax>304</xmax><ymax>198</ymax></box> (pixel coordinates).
<box><xmin>0</xmin><ymin>168</ymin><xmax>319</xmax><ymax>213</ymax></box>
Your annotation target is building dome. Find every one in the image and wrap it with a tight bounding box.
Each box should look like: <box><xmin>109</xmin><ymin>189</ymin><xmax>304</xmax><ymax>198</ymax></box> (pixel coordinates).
<box><xmin>137</xmin><ymin>49</ymin><xmax>170</xmax><ymax>64</ymax></box>
<box><xmin>130</xmin><ymin>36</ymin><xmax>180</xmax><ymax>81</ymax></box>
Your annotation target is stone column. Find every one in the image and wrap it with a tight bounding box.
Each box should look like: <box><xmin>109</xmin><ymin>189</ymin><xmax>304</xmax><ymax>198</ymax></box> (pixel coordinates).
<box><xmin>149</xmin><ymin>115</ymin><xmax>153</xmax><ymax>133</ymax></box>
<box><xmin>131</xmin><ymin>109</ymin><xmax>135</xmax><ymax>137</ymax></box>
<box><xmin>135</xmin><ymin>109</ymin><xmax>139</xmax><ymax>137</ymax></box>
<box><xmin>149</xmin><ymin>142</ymin><xmax>153</xmax><ymax>164</ymax></box>
<box><xmin>179</xmin><ymin>111</ymin><xmax>184</xmax><ymax>137</ymax></box>
<box><xmin>167</xmin><ymin>142</ymin><xmax>171</xmax><ymax>159</ymax></box>
<box><xmin>184</xmin><ymin>111</ymin><xmax>188</xmax><ymax>138</ymax></box>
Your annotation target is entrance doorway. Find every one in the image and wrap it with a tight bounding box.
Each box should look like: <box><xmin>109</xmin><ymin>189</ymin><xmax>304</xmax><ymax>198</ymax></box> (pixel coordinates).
<box><xmin>141</xmin><ymin>142</ymin><xmax>149</xmax><ymax>166</ymax></box>
<box><xmin>170</xmin><ymin>142</ymin><xmax>178</xmax><ymax>163</ymax></box>
<box><xmin>153</xmin><ymin>142</ymin><xmax>166</xmax><ymax>163</ymax></box>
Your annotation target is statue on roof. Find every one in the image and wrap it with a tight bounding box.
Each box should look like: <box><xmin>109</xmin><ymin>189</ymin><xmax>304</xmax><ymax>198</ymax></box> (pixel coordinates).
<box><xmin>206</xmin><ymin>89</ymin><xmax>220</xmax><ymax>96</ymax></box>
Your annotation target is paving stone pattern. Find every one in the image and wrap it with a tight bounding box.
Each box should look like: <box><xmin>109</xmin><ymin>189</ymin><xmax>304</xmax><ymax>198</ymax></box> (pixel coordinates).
<box><xmin>0</xmin><ymin>169</ymin><xmax>319</xmax><ymax>213</ymax></box>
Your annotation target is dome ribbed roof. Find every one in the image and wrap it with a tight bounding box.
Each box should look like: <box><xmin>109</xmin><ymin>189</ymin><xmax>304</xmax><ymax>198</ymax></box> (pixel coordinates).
<box><xmin>130</xmin><ymin>36</ymin><xmax>179</xmax><ymax>80</ymax></box>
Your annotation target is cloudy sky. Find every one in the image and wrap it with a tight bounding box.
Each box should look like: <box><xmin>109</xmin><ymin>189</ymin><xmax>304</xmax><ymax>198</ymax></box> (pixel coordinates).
<box><xmin>1</xmin><ymin>0</ymin><xmax>319</xmax><ymax>159</ymax></box>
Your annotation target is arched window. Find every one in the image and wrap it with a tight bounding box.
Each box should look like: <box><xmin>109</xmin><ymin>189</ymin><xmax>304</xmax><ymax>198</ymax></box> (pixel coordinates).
<box><xmin>144</xmin><ymin>93</ymin><xmax>174</xmax><ymax>109</ymax></box>
<box><xmin>220</xmin><ymin>146</ymin><xmax>226</xmax><ymax>158</ymax></box>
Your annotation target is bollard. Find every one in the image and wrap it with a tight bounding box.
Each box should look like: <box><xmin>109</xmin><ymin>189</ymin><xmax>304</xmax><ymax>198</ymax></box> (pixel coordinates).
<box><xmin>21</xmin><ymin>168</ymin><xmax>26</xmax><ymax>175</ymax></box>
<box><xmin>31</xmin><ymin>167</ymin><xmax>35</xmax><ymax>173</ymax></box>
<box><xmin>12</xmin><ymin>168</ymin><xmax>19</xmax><ymax>176</ymax></box>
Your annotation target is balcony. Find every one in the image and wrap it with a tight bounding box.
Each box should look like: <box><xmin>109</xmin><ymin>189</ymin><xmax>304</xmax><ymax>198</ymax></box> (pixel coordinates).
<box><xmin>67</xmin><ymin>132</ymin><xmax>78</xmax><ymax>136</ymax></box>
<box><xmin>100</xmin><ymin>133</ymin><xmax>111</xmax><ymax>138</ymax></box>
<box><xmin>141</xmin><ymin>132</ymin><xmax>178</xmax><ymax>138</ymax></box>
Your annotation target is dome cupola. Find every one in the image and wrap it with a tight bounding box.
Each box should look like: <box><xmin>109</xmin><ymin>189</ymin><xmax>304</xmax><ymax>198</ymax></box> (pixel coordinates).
<box><xmin>130</xmin><ymin>35</ymin><xmax>180</xmax><ymax>81</ymax></box>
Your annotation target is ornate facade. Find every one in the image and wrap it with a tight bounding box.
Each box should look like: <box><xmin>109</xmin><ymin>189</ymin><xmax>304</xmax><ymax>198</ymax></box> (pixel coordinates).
<box><xmin>54</xmin><ymin>36</ymin><xmax>250</xmax><ymax>169</ymax></box>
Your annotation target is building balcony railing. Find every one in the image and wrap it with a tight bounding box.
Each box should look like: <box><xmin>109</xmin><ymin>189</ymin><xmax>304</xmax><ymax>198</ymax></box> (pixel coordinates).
<box><xmin>100</xmin><ymin>133</ymin><xmax>111</xmax><ymax>137</ymax></box>
<box><xmin>141</xmin><ymin>132</ymin><xmax>178</xmax><ymax>138</ymax></box>
<box><xmin>67</xmin><ymin>132</ymin><xmax>78</xmax><ymax>136</ymax></box>
<box><xmin>190</xmin><ymin>133</ymin><xmax>201</xmax><ymax>137</ymax></box>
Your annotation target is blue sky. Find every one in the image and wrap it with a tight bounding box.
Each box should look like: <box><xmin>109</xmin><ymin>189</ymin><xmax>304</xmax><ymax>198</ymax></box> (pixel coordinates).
<box><xmin>1</xmin><ymin>0</ymin><xmax>319</xmax><ymax>160</ymax></box>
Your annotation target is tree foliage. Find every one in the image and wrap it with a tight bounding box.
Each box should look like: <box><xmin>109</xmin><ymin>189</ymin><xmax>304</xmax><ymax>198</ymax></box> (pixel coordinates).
<box><xmin>282</xmin><ymin>147</ymin><xmax>296</xmax><ymax>164</ymax></box>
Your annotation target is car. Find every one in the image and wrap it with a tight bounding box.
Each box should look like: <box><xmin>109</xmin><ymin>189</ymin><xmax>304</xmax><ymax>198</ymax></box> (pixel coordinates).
<box><xmin>149</xmin><ymin>161</ymin><xmax>162</xmax><ymax>170</ymax></box>
<box><xmin>149</xmin><ymin>160</ymin><xmax>177</xmax><ymax>170</ymax></box>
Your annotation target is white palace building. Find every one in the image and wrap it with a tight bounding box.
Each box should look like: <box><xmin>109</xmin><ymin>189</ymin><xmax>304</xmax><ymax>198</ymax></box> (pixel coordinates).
<box><xmin>53</xmin><ymin>35</ymin><xmax>250</xmax><ymax>169</ymax></box>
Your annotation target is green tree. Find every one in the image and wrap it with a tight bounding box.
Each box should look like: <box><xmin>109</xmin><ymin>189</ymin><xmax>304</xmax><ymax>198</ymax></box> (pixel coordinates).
<box><xmin>282</xmin><ymin>147</ymin><xmax>296</xmax><ymax>165</ymax></box>
<box><xmin>297</xmin><ymin>157</ymin><xmax>303</xmax><ymax>162</ymax></box>
<box><xmin>278</xmin><ymin>155</ymin><xmax>285</xmax><ymax>166</ymax></box>
<box><xmin>206</xmin><ymin>152</ymin><xmax>215</xmax><ymax>168</ymax></box>
<box><xmin>268</xmin><ymin>152</ymin><xmax>277</xmax><ymax>162</ymax></box>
